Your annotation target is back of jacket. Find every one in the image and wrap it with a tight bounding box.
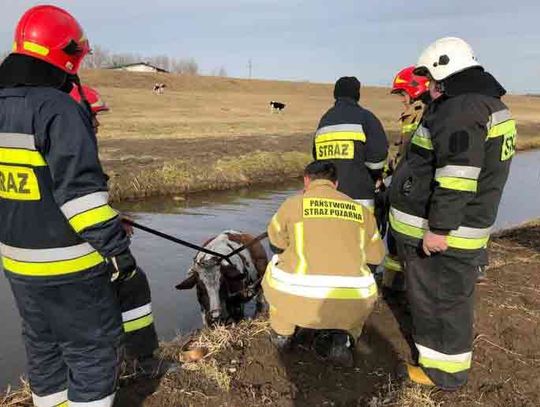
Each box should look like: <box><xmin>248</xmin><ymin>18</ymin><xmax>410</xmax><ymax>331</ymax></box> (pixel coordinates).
<box><xmin>268</xmin><ymin>179</ymin><xmax>384</xmax><ymax>277</ymax></box>
<box><xmin>313</xmin><ymin>98</ymin><xmax>388</xmax><ymax>207</ymax></box>
<box><xmin>0</xmin><ymin>87</ymin><xmax>129</xmax><ymax>283</ymax></box>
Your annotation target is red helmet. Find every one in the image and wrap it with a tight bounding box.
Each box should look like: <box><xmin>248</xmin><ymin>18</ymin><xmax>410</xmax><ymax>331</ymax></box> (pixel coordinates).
<box><xmin>391</xmin><ymin>66</ymin><xmax>429</xmax><ymax>100</ymax></box>
<box><xmin>70</xmin><ymin>85</ymin><xmax>109</xmax><ymax>114</ymax></box>
<box><xmin>12</xmin><ymin>5</ymin><xmax>90</xmax><ymax>74</ymax></box>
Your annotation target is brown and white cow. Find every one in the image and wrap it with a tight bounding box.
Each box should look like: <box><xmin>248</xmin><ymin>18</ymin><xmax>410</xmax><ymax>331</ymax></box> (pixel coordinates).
<box><xmin>176</xmin><ymin>230</ymin><xmax>268</xmax><ymax>326</ymax></box>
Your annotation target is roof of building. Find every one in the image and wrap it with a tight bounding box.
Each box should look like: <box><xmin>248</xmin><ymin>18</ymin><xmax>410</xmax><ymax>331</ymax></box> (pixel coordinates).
<box><xmin>107</xmin><ymin>62</ymin><xmax>169</xmax><ymax>73</ymax></box>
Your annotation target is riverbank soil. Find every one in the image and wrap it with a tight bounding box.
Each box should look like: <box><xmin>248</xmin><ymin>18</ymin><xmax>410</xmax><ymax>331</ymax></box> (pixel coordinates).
<box><xmin>111</xmin><ymin>222</ymin><xmax>540</xmax><ymax>407</ymax></box>
<box><xmin>78</xmin><ymin>69</ymin><xmax>540</xmax><ymax>200</ymax></box>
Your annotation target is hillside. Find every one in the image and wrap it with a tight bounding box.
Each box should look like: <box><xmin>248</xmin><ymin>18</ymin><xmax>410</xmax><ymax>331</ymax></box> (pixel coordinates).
<box><xmin>77</xmin><ymin>69</ymin><xmax>540</xmax><ymax>201</ymax></box>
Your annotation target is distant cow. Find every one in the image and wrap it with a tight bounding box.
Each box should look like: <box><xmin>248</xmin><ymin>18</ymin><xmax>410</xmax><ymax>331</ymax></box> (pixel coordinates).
<box><xmin>176</xmin><ymin>231</ymin><xmax>268</xmax><ymax>326</ymax></box>
<box><xmin>153</xmin><ymin>83</ymin><xmax>166</xmax><ymax>94</ymax></box>
<box><xmin>270</xmin><ymin>101</ymin><xmax>286</xmax><ymax>113</ymax></box>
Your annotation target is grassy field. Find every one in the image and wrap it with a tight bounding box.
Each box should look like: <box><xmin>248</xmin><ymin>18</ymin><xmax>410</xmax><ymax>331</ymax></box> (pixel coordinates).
<box><xmin>79</xmin><ymin>69</ymin><xmax>540</xmax><ymax>201</ymax></box>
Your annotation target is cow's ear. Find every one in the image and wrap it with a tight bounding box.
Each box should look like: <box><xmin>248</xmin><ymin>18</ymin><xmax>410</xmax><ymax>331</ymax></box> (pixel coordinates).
<box><xmin>175</xmin><ymin>274</ymin><xmax>197</xmax><ymax>290</ymax></box>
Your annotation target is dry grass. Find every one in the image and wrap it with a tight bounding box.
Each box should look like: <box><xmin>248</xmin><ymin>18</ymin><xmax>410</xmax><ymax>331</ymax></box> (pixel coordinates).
<box><xmin>108</xmin><ymin>151</ymin><xmax>311</xmax><ymax>202</ymax></box>
<box><xmin>1</xmin><ymin>379</ymin><xmax>31</xmax><ymax>407</ymax></box>
<box><xmin>81</xmin><ymin>69</ymin><xmax>540</xmax><ymax>145</ymax></box>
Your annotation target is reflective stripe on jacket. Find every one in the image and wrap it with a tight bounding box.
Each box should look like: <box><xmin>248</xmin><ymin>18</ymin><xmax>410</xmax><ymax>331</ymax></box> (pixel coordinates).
<box><xmin>312</xmin><ymin>97</ymin><xmax>388</xmax><ymax>200</ymax></box>
<box><xmin>0</xmin><ymin>87</ymin><xmax>129</xmax><ymax>281</ymax></box>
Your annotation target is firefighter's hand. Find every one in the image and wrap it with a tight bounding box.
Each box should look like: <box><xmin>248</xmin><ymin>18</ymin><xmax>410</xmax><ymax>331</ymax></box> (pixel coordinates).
<box><xmin>422</xmin><ymin>231</ymin><xmax>448</xmax><ymax>256</ymax></box>
<box><xmin>109</xmin><ymin>249</ymin><xmax>137</xmax><ymax>282</ymax></box>
<box><xmin>120</xmin><ymin>214</ymin><xmax>134</xmax><ymax>237</ymax></box>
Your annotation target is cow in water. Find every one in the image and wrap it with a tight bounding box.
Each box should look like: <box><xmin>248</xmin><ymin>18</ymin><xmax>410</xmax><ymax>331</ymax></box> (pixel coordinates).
<box><xmin>175</xmin><ymin>231</ymin><xmax>268</xmax><ymax>326</ymax></box>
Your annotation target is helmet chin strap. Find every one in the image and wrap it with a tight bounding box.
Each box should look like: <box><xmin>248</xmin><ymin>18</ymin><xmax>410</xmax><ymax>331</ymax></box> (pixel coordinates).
<box><xmin>70</xmin><ymin>74</ymin><xmax>92</xmax><ymax>116</ymax></box>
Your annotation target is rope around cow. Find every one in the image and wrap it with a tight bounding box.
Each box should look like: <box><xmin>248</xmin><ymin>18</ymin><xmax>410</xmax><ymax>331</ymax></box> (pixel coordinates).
<box><xmin>123</xmin><ymin>218</ymin><xmax>268</xmax><ymax>292</ymax></box>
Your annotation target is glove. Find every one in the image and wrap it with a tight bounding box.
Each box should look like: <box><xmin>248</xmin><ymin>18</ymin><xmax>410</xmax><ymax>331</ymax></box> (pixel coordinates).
<box><xmin>108</xmin><ymin>249</ymin><xmax>137</xmax><ymax>282</ymax></box>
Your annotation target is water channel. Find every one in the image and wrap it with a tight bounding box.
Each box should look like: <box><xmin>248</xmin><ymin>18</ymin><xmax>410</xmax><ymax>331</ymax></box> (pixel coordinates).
<box><xmin>1</xmin><ymin>150</ymin><xmax>539</xmax><ymax>389</ymax></box>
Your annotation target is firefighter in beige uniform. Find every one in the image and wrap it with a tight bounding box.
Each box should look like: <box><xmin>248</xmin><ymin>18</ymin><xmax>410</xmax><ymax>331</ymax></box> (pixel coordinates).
<box><xmin>263</xmin><ymin>161</ymin><xmax>384</xmax><ymax>365</ymax></box>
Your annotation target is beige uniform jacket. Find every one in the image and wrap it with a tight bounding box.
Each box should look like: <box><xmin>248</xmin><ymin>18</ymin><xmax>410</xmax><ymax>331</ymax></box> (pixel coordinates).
<box><xmin>262</xmin><ymin>180</ymin><xmax>385</xmax><ymax>337</ymax></box>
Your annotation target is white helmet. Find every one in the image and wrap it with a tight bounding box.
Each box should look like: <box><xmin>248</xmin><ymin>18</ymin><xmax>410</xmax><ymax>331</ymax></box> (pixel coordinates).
<box><xmin>413</xmin><ymin>37</ymin><xmax>481</xmax><ymax>81</ymax></box>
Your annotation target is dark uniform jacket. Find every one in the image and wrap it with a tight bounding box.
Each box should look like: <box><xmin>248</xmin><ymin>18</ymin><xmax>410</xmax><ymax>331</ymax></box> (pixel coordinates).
<box><xmin>313</xmin><ymin>97</ymin><xmax>388</xmax><ymax>207</ymax></box>
<box><xmin>389</xmin><ymin>70</ymin><xmax>515</xmax><ymax>251</ymax></box>
<box><xmin>0</xmin><ymin>86</ymin><xmax>129</xmax><ymax>283</ymax></box>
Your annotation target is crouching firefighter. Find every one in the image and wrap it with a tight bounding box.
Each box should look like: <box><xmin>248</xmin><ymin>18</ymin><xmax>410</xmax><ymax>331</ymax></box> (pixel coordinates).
<box><xmin>0</xmin><ymin>6</ymin><xmax>138</xmax><ymax>407</ymax></box>
<box><xmin>263</xmin><ymin>161</ymin><xmax>385</xmax><ymax>366</ymax></box>
<box><xmin>382</xmin><ymin>66</ymin><xmax>430</xmax><ymax>292</ymax></box>
<box><xmin>313</xmin><ymin>77</ymin><xmax>388</xmax><ymax>216</ymax></box>
<box><xmin>389</xmin><ymin>37</ymin><xmax>516</xmax><ymax>390</ymax></box>
<box><xmin>70</xmin><ymin>85</ymin><xmax>160</xmax><ymax>375</ymax></box>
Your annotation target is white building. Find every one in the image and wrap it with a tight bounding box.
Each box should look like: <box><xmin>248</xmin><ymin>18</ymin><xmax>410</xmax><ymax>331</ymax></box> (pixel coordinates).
<box><xmin>108</xmin><ymin>62</ymin><xmax>169</xmax><ymax>73</ymax></box>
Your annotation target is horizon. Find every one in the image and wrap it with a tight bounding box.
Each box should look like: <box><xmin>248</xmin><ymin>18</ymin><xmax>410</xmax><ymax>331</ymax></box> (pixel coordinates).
<box><xmin>0</xmin><ymin>0</ymin><xmax>539</xmax><ymax>94</ymax></box>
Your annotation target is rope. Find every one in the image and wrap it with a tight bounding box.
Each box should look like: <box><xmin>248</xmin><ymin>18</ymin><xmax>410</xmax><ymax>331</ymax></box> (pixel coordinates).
<box><xmin>124</xmin><ymin>219</ymin><xmax>267</xmax><ymax>263</ymax></box>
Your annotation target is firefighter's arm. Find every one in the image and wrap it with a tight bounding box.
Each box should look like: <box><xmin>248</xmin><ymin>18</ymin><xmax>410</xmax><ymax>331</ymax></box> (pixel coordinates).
<box><xmin>428</xmin><ymin>97</ymin><xmax>487</xmax><ymax>232</ymax></box>
<box><xmin>364</xmin><ymin>111</ymin><xmax>389</xmax><ymax>181</ymax></box>
<box><xmin>39</xmin><ymin>97</ymin><xmax>130</xmax><ymax>258</ymax></box>
<box><xmin>267</xmin><ymin>200</ymin><xmax>290</xmax><ymax>254</ymax></box>
<box><xmin>364</xmin><ymin>209</ymin><xmax>385</xmax><ymax>265</ymax></box>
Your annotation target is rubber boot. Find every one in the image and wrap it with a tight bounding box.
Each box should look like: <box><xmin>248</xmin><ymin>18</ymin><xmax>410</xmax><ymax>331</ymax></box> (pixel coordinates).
<box><xmin>405</xmin><ymin>364</ymin><xmax>435</xmax><ymax>387</ymax></box>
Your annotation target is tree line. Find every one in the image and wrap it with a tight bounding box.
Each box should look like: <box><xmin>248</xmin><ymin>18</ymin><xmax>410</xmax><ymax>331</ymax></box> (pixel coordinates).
<box><xmin>0</xmin><ymin>46</ymin><xmax>227</xmax><ymax>77</ymax></box>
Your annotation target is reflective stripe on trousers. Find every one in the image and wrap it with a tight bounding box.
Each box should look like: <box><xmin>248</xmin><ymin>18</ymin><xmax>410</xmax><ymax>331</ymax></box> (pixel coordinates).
<box><xmin>69</xmin><ymin>393</ymin><xmax>116</xmax><ymax>407</ymax></box>
<box><xmin>32</xmin><ymin>390</ymin><xmax>68</xmax><ymax>407</ymax></box>
<box><xmin>389</xmin><ymin>207</ymin><xmax>491</xmax><ymax>250</ymax></box>
<box><xmin>0</xmin><ymin>242</ymin><xmax>104</xmax><ymax>277</ymax></box>
<box><xmin>122</xmin><ymin>303</ymin><xmax>154</xmax><ymax>333</ymax></box>
<box><xmin>416</xmin><ymin>344</ymin><xmax>472</xmax><ymax>374</ymax></box>
<box><xmin>383</xmin><ymin>255</ymin><xmax>402</xmax><ymax>272</ymax></box>
<box><xmin>267</xmin><ymin>255</ymin><xmax>377</xmax><ymax>300</ymax></box>
<box><xmin>33</xmin><ymin>391</ymin><xmax>116</xmax><ymax>407</ymax></box>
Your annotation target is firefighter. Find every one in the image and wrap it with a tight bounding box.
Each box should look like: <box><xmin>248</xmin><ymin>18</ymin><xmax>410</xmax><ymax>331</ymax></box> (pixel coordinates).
<box><xmin>70</xmin><ymin>85</ymin><xmax>161</xmax><ymax>375</ymax></box>
<box><xmin>389</xmin><ymin>37</ymin><xmax>516</xmax><ymax>390</ymax></box>
<box><xmin>0</xmin><ymin>5</ymin><xmax>135</xmax><ymax>406</ymax></box>
<box><xmin>263</xmin><ymin>161</ymin><xmax>385</xmax><ymax>366</ymax></box>
<box><xmin>382</xmin><ymin>67</ymin><xmax>430</xmax><ymax>292</ymax></box>
<box><xmin>313</xmin><ymin>77</ymin><xmax>388</xmax><ymax>212</ymax></box>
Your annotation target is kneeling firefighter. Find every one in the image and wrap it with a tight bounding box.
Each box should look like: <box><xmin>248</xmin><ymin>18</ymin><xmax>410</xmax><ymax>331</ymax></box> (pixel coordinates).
<box><xmin>70</xmin><ymin>85</ymin><xmax>160</xmax><ymax>374</ymax></box>
<box><xmin>382</xmin><ymin>66</ymin><xmax>430</xmax><ymax>292</ymax></box>
<box><xmin>0</xmin><ymin>5</ymin><xmax>136</xmax><ymax>406</ymax></box>
<box><xmin>390</xmin><ymin>37</ymin><xmax>516</xmax><ymax>389</ymax></box>
<box><xmin>263</xmin><ymin>161</ymin><xmax>385</xmax><ymax>366</ymax></box>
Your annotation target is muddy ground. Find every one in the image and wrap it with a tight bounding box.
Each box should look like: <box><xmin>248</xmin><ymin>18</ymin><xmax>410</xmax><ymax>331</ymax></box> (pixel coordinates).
<box><xmin>111</xmin><ymin>223</ymin><xmax>540</xmax><ymax>407</ymax></box>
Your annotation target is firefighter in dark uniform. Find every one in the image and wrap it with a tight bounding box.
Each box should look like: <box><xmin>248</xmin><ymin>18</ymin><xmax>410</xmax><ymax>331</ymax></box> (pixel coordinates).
<box><xmin>382</xmin><ymin>66</ymin><xmax>430</xmax><ymax>292</ymax></box>
<box><xmin>313</xmin><ymin>77</ymin><xmax>388</xmax><ymax>212</ymax></box>
<box><xmin>0</xmin><ymin>6</ymin><xmax>136</xmax><ymax>406</ymax></box>
<box><xmin>70</xmin><ymin>85</ymin><xmax>160</xmax><ymax>373</ymax></box>
<box><xmin>389</xmin><ymin>37</ymin><xmax>516</xmax><ymax>390</ymax></box>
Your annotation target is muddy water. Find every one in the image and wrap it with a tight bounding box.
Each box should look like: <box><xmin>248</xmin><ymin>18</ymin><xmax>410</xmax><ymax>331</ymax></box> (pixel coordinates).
<box><xmin>1</xmin><ymin>151</ymin><xmax>540</xmax><ymax>389</ymax></box>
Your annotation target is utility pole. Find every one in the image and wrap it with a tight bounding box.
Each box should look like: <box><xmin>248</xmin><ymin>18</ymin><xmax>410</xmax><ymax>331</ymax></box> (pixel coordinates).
<box><xmin>248</xmin><ymin>58</ymin><xmax>252</xmax><ymax>79</ymax></box>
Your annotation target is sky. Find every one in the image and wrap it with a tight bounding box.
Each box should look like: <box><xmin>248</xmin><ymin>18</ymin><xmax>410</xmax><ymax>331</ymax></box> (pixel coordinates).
<box><xmin>0</xmin><ymin>0</ymin><xmax>539</xmax><ymax>93</ymax></box>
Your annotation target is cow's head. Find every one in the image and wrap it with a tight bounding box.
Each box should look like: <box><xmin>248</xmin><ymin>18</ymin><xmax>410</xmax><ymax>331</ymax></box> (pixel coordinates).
<box><xmin>176</xmin><ymin>254</ymin><xmax>244</xmax><ymax>326</ymax></box>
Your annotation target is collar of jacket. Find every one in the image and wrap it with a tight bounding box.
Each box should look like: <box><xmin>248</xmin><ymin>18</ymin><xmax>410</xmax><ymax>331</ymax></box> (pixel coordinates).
<box><xmin>305</xmin><ymin>179</ymin><xmax>336</xmax><ymax>192</ymax></box>
<box><xmin>442</xmin><ymin>67</ymin><xmax>506</xmax><ymax>99</ymax></box>
<box><xmin>0</xmin><ymin>53</ymin><xmax>71</xmax><ymax>90</ymax></box>
<box><xmin>334</xmin><ymin>97</ymin><xmax>359</xmax><ymax>107</ymax></box>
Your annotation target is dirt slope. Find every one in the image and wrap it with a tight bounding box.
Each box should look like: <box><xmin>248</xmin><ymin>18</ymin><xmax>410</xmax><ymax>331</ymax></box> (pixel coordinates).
<box><xmin>113</xmin><ymin>222</ymin><xmax>540</xmax><ymax>407</ymax></box>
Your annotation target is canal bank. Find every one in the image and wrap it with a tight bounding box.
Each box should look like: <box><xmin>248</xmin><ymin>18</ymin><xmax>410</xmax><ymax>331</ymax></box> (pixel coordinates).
<box><xmin>1</xmin><ymin>150</ymin><xmax>539</xmax><ymax>395</ymax></box>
